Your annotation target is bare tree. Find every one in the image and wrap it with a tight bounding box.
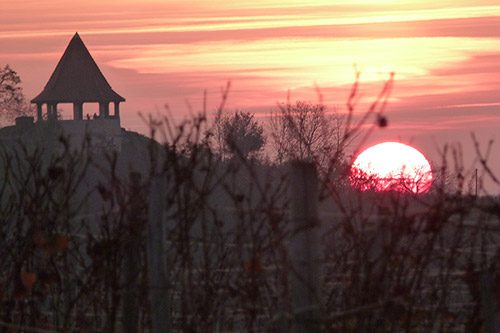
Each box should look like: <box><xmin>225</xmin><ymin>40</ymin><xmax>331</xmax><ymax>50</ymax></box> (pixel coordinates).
<box><xmin>211</xmin><ymin>110</ymin><xmax>265</xmax><ymax>160</ymax></box>
<box><xmin>269</xmin><ymin>101</ymin><xmax>351</xmax><ymax>171</ymax></box>
<box><xmin>0</xmin><ymin>65</ymin><xmax>34</xmax><ymax>126</ymax></box>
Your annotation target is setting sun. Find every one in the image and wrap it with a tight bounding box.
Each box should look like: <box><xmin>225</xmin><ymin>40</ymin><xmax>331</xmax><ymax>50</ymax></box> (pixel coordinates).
<box><xmin>351</xmin><ymin>142</ymin><xmax>433</xmax><ymax>193</ymax></box>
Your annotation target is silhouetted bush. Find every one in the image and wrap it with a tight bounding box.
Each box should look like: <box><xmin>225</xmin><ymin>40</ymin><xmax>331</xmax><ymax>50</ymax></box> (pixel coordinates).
<box><xmin>2</xmin><ymin>76</ymin><xmax>500</xmax><ymax>332</ymax></box>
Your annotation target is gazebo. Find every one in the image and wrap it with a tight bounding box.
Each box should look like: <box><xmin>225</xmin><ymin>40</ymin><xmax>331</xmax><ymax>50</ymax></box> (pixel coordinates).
<box><xmin>31</xmin><ymin>33</ymin><xmax>125</xmax><ymax>122</ymax></box>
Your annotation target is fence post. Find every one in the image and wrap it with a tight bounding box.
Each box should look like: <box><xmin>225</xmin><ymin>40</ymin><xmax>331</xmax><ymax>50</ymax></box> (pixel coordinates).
<box><xmin>122</xmin><ymin>239</ymin><xmax>140</xmax><ymax>333</ymax></box>
<box><xmin>289</xmin><ymin>161</ymin><xmax>322</xmax><ymax>332</ymax></box>
<box><xmin>147</xmin><ymin>175</ymin><xmax>170</xmax><ymax>333</ymax></box>
<box><xmin>481</xmin><ymin>273</ymin><xmax>500</xmax><ymax>333</ymax></box>
<box><xmin>121</xmin><ymin>173</ymin><xmax>143</xmax><ymax>333</ymax></box>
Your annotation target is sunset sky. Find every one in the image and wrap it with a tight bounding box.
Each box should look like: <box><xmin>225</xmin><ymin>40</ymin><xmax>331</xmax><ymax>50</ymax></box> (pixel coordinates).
<box><xmin>2</xmin><ymin>0</ymin><xmax>500</xmax><ymax>191</ymax></box>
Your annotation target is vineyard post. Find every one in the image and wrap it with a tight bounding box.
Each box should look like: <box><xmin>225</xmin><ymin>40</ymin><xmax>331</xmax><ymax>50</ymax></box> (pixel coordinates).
<box><xmin>147</xmin><ymin>175</ymin><xmax>170</xmax><ymax>333</ymax></box>
<box><xmin>481</xmin><ymin>273</ymin><xmax>500</xmax><ymax>333</ymax></box>
<box><xmin>289</xmin><ymin>161</ymin><xmax>322</xmax><ymax>332</ymax></box>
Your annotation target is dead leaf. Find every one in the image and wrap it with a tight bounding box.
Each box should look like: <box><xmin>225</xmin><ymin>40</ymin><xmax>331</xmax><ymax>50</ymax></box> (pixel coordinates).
<box><xmin>33</xmin><ymin>231</ymin><xmax>47</xmax><ymax>247</ymax></box>
<box><xmin>244</xmin><ymin>254</ymin><xmax>263</xmax><ymax>274</ymax></box>
<box><xmin>21</xmin><ymin>271</ymin><xmax>36</xmax><ymax>293</ymax></box>
<box><xmin>55</xmin><ymin>234</ymin><xmax>69</xmax><ymax>252</ymax></box>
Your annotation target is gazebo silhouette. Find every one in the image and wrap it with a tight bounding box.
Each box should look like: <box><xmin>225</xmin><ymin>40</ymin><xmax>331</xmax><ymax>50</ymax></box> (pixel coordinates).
<box><xmin>31</xmin><ymin>33</ymin><xmax>125</xmax><ymax>122</ymax></box>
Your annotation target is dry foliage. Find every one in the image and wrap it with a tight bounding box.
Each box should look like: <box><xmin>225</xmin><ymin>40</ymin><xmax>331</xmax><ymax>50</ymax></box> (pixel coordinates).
<box><xmin>1</xmin><ymin>74</ymin><xmax>500</xmax><ymax>333</ymax></box>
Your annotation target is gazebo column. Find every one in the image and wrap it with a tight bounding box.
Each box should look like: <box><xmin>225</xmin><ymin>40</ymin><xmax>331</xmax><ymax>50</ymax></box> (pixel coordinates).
<box><xmin>46</xmin><ymin>104</ymin><xmax>52</xmax><ymax>121</ymax></box>
<box><xmin>48</xmin><ymin>104</ymin><xmax>58</xmax><ymax>121</ymax></box>
<box><xmin>114</xmin><ymin>102</ymin><xmax>120</xmax><ymax>119</ymax></box>
<box><xmin>73</xmin><ymin>102</ymin><xmax>83</xmax><ymax>120</ymax></box>
<box><xmin>36</xmin><ymin>104</ymin><xmax>43</xmax><ymax>122</ymax></box>
<box><xmin>99</xmin><ymin>102</ymin><xmax>109</xmax><ymax>119</ymax></box>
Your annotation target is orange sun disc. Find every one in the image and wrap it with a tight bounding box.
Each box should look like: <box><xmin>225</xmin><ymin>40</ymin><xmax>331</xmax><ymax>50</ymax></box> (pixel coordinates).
<box><xmin>350</xmin><ymin>142</ymin><xmax>433</xmax><ymax>193</ymax></box>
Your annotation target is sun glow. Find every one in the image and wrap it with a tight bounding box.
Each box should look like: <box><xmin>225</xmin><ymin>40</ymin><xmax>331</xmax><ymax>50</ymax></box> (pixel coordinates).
<box><xmin>351</xmin><ymin>142</ymin><xmax>433</xmax><ymax>193</ymax></box>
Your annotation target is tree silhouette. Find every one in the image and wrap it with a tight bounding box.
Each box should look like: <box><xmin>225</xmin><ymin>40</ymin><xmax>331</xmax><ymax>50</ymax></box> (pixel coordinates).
<box><xmin>0</xmin><ymin>64</ymin><xmax>33</xmax><ymax>126</ymax></box>
<box><xmin>212</xmin><ymin>110</ymin><xmax>265</xmax><ymax>160</ymax></box>
<box><xmin>269</xmin><ymin>101</ymin><xmax>350</xmax><ymax>171</ymax></box>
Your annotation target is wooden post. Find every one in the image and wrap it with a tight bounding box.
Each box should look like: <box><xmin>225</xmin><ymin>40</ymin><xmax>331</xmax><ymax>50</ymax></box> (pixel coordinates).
<box><xmin>481</xmin><ymin>273</ymin><xmax>500</xmax><ymax>333</ymax></box>
<box><xmin>289</xmin><ymin>161</ymin><xmax>321</xmax><ymax>332</ymax></box>
<box><xmin>476</xmin><ymin>168</ymin><xmax>478</xmax><ymax>197</ymax></box>
<box><xmin>122</xmin><ymin>239</ymin><xmax>140</xmax><ymax>333</ymax></box>
<box><xmin>147</xmin><ymin>175</ymin><xmax>170</xmax><ymax>333</ymax></box>
<box><xmin>122</xmin><ymin>173</ymin><xmax>143</xmax><ymax>333</ymax></box>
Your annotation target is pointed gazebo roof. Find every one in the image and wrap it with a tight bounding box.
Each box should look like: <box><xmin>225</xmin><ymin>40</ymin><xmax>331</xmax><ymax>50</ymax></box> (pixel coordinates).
<box><xmin>31</xmin><ymin>33</ymin><xmax>125</xmax><ymax>104</ymax></box>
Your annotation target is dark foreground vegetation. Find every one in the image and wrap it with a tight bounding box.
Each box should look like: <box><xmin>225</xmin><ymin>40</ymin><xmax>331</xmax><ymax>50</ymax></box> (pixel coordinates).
<box><xmin>1</xmin><ymin>116</ymin><xmax>500</xmax><ymax>333</ymax></box>
<box><xmin>2</xmin><ymin>70</ymin><xmax>500</xmax><ymax>332</ymax></box>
